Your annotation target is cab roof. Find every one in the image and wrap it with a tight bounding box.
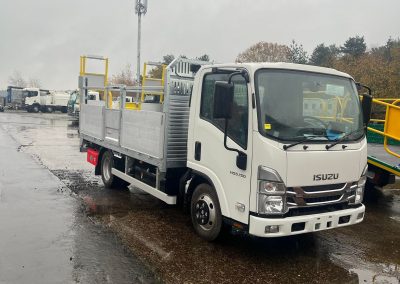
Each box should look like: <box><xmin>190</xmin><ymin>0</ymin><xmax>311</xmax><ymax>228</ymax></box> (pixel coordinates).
<box><xmin>202</xmin><ymin>62</ymin><xmax>353</xmax><ymax>80</ymax></box>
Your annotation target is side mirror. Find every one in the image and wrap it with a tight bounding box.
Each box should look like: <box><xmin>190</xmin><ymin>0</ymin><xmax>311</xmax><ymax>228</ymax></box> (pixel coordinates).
<box><xmin>213</xmin><ymin>82</ymin><xmax>234</xmax><ymax>119</ymax></box>
<box><xmin>362</xmin><ymin>94</ymin><xmax>372</xmax><ymax>125</ymax></box>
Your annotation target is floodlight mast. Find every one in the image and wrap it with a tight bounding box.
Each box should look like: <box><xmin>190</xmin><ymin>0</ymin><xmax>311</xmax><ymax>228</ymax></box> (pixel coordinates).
<box><xmin>135</xmin><ymin>0</ymin><xmax>148</xmax><ymax>85</ymax></box>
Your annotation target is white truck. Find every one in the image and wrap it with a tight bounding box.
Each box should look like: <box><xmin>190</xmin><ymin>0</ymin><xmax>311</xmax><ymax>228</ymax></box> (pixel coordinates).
<box><xmin>79</xmin><ymin>57</ymin><xmax>373</xmax><ymax>241</ymax></box>
<box><xmin>24</xmin><ymin>87</ymin><xmax>70</xmax><ymax>113</ymax></box>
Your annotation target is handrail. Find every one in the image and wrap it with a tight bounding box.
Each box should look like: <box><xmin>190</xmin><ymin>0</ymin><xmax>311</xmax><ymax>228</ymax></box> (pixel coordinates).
<box><xmin>80</xmin><ymin>55</ymin><xmax>109</xmax><ymax>86</ymax></box>
<box><xmin>367</xmin><ymin>98</ymin><xmax>400</xmax><ymax>158</ymax></box>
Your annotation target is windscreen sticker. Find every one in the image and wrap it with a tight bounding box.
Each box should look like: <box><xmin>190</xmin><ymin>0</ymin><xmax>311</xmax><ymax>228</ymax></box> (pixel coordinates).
<box><xmin>264</xmin><ymin>123</ymin><xmax>272</xmax><ymax>130</ymax></box>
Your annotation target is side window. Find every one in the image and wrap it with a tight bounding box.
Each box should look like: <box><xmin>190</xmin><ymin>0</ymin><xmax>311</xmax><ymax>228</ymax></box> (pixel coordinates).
<box><xmin>200</xmin><ymin>73</ymin><xmax>249</xmax><ymax>149</ymax></box>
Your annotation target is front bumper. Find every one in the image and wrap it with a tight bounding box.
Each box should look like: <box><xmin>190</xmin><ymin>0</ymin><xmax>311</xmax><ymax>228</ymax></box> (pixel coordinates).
<box><xmin>249</xmin><ymin>204</ymin><xmax>365</xmax><ymax>237</ymax></box>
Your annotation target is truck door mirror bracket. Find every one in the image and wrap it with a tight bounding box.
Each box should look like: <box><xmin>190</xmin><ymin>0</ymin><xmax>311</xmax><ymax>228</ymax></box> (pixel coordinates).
<box><xmin>222</xmin><ymin>119</ymin><xmax>247</xmax><ymax>171</ymax></box>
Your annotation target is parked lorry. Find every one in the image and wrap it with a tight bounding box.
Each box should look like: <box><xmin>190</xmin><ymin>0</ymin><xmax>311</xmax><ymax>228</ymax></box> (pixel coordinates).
<box><xmin>24</xmin><ymin>87</ymin><xmax>69</xmax><ymax>113</ymax></box>
<box><xmin>6</xmin><ymin>86</ymin><xmax>24</xmax><ymax>110</ymax></box>
<box><xmin>79</xmin><ymin>56</ymin><xmax>373</xmax><ymax>241</ymax></box>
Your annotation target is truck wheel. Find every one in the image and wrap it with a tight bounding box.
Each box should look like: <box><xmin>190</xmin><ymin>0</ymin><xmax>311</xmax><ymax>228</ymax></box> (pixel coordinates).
<box><xmin>46</xmin><ymin>106</ymin><xmax>54</xmax><ymax>113</ymax></box>
<box><xmin>191</xmin><ymin>183</ymin><xmax>222</xmax><ymax>241</ymax></box>
<box><xmin>101</xmin><ymin>150</ymin><xmax>128</xmax><ymax>189</ymax></box>
<box><xmin>32</xmin><ymin>105</ymin><xmax>40</xmax><ymax>113</ymax></box>
<box><xmin>61</xmin><ymin>107</ymin><xmax>68</xmax><ymax>113</ymax></box>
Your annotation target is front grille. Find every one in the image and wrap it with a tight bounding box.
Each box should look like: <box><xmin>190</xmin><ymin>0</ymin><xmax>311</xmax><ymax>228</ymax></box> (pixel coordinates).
<box><xmin>287</xmin><ymin>182</ymin><xmax>356</xmax><ymax>208</ymax></box>
<box><xmin>300</xmin><ymin>183</ymin><xmax>346</xmax><ymax>192</ymax></box>
<box><xmin>304</xmin><ymin>195</ymin><xmax>342</xmax><ymax>204</ymax></box>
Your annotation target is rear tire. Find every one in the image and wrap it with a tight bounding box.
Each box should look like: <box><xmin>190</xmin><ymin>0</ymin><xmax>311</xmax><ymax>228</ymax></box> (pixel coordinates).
<box><xmin>61</xmin><ymin>106</ymin><xmax>68</xmax><ymax>113</ymax></box>
<box><xmin>32</xmin><ymin>105</ymin><xmax>40</xmax><ymax>113</ymax></box>
<box><xmin>101</xmin><ymin>150</ymin><xmax>128</xmax><ymax>189</ymax></box>
<box><xmin>46</xmin><ymin>106</ymin><xmax>54</xmax><ymax>113</ymax></box>
<box><xmin>191</xmin><ymin>183</ymin><xmax>223</xmax><ymax>241</ymax></box>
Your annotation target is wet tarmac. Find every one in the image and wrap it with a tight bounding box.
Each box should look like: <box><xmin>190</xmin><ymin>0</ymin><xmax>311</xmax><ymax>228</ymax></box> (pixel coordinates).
<box><xmin>0</xmin><ymin>111</ymin><xmax>399</xmax><ymax>284</ymax></box>
<box><xmin>0</xmin><ymin>112</ymin><xmax>157</xmax><ymax>283</ymax></box>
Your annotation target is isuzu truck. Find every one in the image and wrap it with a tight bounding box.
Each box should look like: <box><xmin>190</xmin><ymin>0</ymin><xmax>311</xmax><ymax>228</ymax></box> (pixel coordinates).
<box><xmin>79</xmin><ymin>56</ymin><xmax>372</xmax><ymax>241</ymax></box>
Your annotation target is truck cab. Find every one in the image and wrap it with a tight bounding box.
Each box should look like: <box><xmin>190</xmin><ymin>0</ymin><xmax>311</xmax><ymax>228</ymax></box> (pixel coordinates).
<box><xmin>187</xmin><ymin>63</ymin><xmax>369</xmax><ymax>238</ymax></box>
<box><xmin>24</xmin><ymin>87</ymin><xmax>50</xmax><ymax>112</ymax></box>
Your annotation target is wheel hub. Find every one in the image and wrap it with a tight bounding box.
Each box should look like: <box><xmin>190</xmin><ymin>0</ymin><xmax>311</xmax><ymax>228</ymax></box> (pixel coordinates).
<box><xmin>195</xmin><ymin>200</ymin><xmax>210</xmax><ymax>225</ymax></box>
<box><xmin>194</xmin><ymin>194</ymin><xmax>216</xmax><ymax>230</ymax></box>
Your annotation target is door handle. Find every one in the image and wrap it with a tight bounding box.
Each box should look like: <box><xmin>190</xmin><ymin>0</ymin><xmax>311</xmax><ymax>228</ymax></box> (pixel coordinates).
<box><xmin>195</xmin><ymin>141</ymin><xmax>201</xmax><ymax>161</ymax></box>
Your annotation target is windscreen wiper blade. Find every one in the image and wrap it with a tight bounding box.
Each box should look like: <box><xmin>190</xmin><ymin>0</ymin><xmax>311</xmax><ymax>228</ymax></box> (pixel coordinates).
<box><xmin>325</xmin><ymin>129</ymin><xmax>364</xmax><ymax>150</ymax></box>
<box><xmin>283</xmin><ymin>135</ymin><xmax>327</xmax><ymax>151</ymax></box>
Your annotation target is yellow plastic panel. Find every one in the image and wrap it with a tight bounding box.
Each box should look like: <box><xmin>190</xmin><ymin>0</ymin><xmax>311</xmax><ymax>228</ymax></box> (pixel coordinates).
<box><xmin>125</xmin><ymin>102</ymin><xmax>141</xmax><ymax>110</ymax></box>
<box><xmin>385</xmin><ymin>106</ymin><xmax>400</xmax><ymax>140</ymax></box>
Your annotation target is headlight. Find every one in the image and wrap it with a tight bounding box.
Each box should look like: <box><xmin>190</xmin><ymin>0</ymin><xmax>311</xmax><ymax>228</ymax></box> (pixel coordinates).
<box><xmin>258</xmin><ymin>193</ymin><xmax>285</xmax><ymax>214</ymax></box>
<box><xmin>354</xmin><ymin>165</ymin><xmax>367</xmax><ymax>204</ymax></box>
<box><xmin>257</xmin><ymin>167</ymin><xmax>287</xmax><ymax>215</ymax></box>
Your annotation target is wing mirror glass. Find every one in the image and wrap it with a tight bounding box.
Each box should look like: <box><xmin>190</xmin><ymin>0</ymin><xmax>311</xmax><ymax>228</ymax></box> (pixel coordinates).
<box><xmin>213</xmin><ymin>82</ymin><xmax>234</xmax><ymax>119</ymax></box>
<box><xmin>362</xmin><ymin>94</ymin><xmax>372</xmax><ymax>125</ymax></box>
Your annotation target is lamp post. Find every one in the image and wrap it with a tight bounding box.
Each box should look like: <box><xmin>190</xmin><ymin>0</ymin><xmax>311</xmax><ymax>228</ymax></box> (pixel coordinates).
<box><xmin>135</xmin><ymin>0</ymin><xmax>148</xmax><ymax>85</ymax></box>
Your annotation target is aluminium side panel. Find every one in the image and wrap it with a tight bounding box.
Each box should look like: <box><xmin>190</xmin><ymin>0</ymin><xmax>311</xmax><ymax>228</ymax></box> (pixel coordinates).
<box><xmin>104</xmin><ymin>109</ymin><xmax>121</xmax><ymax>145</ymax></box>
<box><xmin>80</xmin><ymin>104</ymin><xmax>105</xmax><ymax>140</ymax></box>
<box><xmin>120</xmin><ymin>109</ymin><xmax>165</xmax><ymax>160</ymax></box>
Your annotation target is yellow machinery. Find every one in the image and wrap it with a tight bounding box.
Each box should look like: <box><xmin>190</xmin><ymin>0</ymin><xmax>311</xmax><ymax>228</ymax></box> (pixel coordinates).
<box><xmin>367</xmin><ymin>98</ymin><xmax>400</xmax><ymax>180</ymax></box>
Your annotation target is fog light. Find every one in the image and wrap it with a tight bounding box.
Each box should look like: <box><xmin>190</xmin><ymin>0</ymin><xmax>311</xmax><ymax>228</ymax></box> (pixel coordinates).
<box><xmin>357</xmin><ymin>212</ymin><xmax>364</xmax><ymax>220</ymax></box>
<box><xmin>265</xmin><ymin>225</ymin><xmax>279</xmax><ymax>234</ymax></box>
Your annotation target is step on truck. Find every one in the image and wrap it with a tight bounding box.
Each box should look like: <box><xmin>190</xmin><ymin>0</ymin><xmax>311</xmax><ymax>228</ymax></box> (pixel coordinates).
<box><xmin>79</xmin><ymin>56</ymin><xmax>373</xmax><ymax>241</ymax></box>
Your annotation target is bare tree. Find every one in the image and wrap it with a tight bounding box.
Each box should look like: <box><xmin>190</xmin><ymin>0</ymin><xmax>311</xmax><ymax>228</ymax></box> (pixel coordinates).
<box><xmin>28</xmin><ymin>78</ymin><xmax>41</xmax><ymax>88</ymax></box>
<box><xmin>8</xmin><ymin>71</ymin><xmax>26</xmax><ymax>87</ymax></box>
<box><xmin>109</xmin><ymin>64</ymin><xmax>136</xmax><ymax>86</ymax></box>
<box><xmin>236</xmin><ymin>42</ymin><xmax>290</xmax><ymax>63</ymax></box>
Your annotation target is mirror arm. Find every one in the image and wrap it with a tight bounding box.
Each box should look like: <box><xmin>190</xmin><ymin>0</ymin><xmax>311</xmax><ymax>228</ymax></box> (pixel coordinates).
<box><xmin>223</xmin><ymin>119</ymin><xmax>241</xmax><ymax>155</ymax></box>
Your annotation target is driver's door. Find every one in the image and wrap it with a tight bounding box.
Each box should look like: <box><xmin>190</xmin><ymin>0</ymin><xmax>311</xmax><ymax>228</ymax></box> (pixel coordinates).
<box><xmin>191</xmin><ymin>70</ymin><xmax>252</xmax><ymax>224</ymax></box>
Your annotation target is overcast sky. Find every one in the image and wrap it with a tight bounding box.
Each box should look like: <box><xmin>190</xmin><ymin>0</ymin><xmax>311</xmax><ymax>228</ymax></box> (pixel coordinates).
<box><xmin>0</xmin><ymin>0</ymin><xmax>399</xmax><ymax>90</ymax></box>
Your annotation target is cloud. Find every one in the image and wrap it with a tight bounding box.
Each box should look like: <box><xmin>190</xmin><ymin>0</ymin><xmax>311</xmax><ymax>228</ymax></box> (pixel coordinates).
<box><xmin>0</xmin><ymin>0</ymin><xmax>399</xmax><ymax>89</ymax></box>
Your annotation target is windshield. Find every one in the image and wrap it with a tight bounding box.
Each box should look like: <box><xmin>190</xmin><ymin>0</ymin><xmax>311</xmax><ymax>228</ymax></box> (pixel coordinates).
<box><xmin>255</xmin><ymin>69</ymin><xmax>363</xmax><ymax>142</ymax></box>
<box><xmin>23</xmin><ymin>91</ymin><xmax>38</xmax><ymax>98</ymax></box>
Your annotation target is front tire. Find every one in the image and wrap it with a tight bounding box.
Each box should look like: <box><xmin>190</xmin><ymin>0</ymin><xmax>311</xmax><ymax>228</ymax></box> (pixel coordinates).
<box><xmin>191</xmin><ymin>183</ymin><xmax>223</xmax><ymax>241</ymax></box>
<box><xmin>100</xmin><ymin>150</ymin><xmax>128</xmax><ymax>189</ymax></box>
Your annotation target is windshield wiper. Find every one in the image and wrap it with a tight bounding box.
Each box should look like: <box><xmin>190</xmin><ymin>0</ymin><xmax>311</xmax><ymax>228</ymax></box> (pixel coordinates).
<box><xmin>283</xmin><ymin>135</ymin><xmax>328</xmax><ymax>151</ymax></box>
<box><xmin>325</xmin><ymin>128</ymin><xmax>365</xmax><ymax>150</ymax></box>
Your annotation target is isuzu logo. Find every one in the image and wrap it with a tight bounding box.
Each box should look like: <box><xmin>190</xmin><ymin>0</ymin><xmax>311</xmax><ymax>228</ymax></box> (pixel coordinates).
<box><xmin>313</xmin><ymin>173</ymin><xmax>339</xmax><ymax>181</ymax></box>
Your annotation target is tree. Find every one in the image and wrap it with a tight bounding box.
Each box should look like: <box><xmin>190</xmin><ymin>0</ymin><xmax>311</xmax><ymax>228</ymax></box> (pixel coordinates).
<box><xmin>162</xmin><ymin>54</ymin><xmax>175</xmax><ymax>65</ymax></box>
<box><xmin>340</xmin><ymin>36</ymin><xmax>367</xmax><ymax>58</ymax></box>
<box><xmin>309</xmin><ymin>44</ymin><xmax>340</xmax><ymax>67</ymax></box>
<box><xmin>287</xmin><ymin>40</ymin><xmax>308</xmax><ymax>64</ymax></box>
<box><xmin>197</xmin><ymin>54</ymin><xmax>210</xmax><ymax>62</ymax></box>
<box><xmin>371</xmin><ymin>37</ymin><xmax>400</xmax><ymax>62</ymax></box>
<box><xmin>148</xmin><ymin>54</ymin><xmax>175</xmax><ymax>79</ymax></box>
<box><xmin>28</xmin><ymin>78</ymin><xmax>41</xmax><ymax>88</ymax></box>
<box><xmin>109</xmin><ymin>64</ymin><xmax>136</xmax><ymax>86</ymax></box>
<box><xmin>236</xmin><ymin>42</ymin><xmax>290</xmax><ymax>63</ymax></box>
<box><xmin>8</xmin><ymin>71</ymin><xmax>26</xmax><ymax>87</ymax></box>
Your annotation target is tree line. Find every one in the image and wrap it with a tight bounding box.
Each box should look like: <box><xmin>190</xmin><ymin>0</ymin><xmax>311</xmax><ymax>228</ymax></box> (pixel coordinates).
<box><xmin>112</xmin><ymin>36</ymin><xmax>400</xmax><ymax>99</ymax></box>
<box><xmin>236</xmin><ymin>36</ymin><xmax>400</xmax><ymax>98</ymax></box>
